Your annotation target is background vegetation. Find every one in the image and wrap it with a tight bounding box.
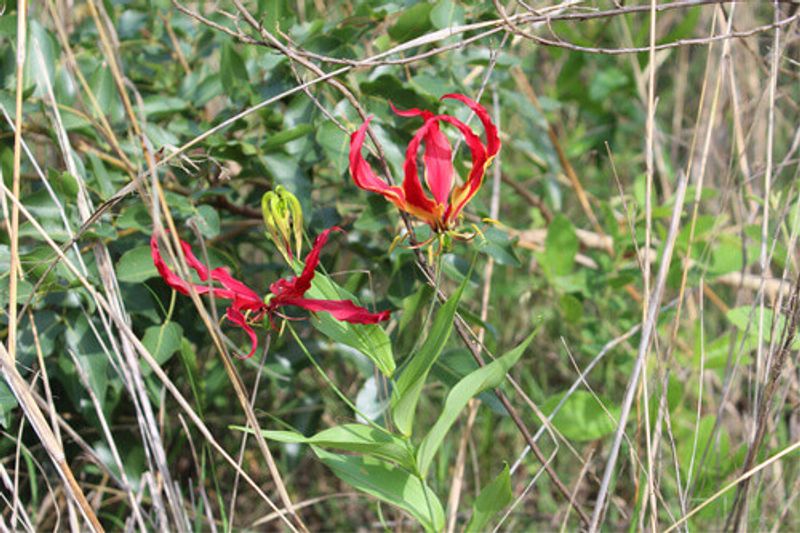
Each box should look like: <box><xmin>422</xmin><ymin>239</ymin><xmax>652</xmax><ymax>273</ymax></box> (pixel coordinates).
<box><xmin>1</xmin><ymin>0</ymin><xmax>799</xmax><ymax>530</ymax></box>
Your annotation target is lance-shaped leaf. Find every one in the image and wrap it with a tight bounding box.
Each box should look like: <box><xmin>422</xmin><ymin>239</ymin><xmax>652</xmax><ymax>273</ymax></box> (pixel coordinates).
<box><xmin>416</xmin><ymin>331</ymin><xmax>535</xmax><ymax>477</ymax></box>
<box><xmin>391</xmin><ymin>278</ymin><xmax>466</xmax><ymax>436</ymax></box>
<box><xmin>465</xmin><ymin>464</ymin><xmax>513</xmax><ymax>533</ymax></box>
<box><xmin>314</xmin><ymin>447</ymin><xmax>445</xmax><ymax>532</ymax></box>
<box><xmin>301</xmin><ymin>263</ymin><xmax>395</xmax><ymax>377</ymax></box>
<box><xmin>253</xmin><ymin>424</ymin><xmax>415</xmax><ymax>471</ymax></box>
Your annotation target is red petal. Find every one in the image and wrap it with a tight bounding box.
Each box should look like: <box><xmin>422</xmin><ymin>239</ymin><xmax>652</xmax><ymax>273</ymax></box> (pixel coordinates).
<box><xmin>442</xmin><ymin>93</ymin><xmax>500</xmax><ymax>157</ymax></box>
<box><xmin>389</xmin><ymin>101</ymin><xmax>433</xmax><ymax>120</ymax></box>
<box><xmin>421</xmin><ymin>121</ymin><xmax>454</xmax><ymax>207</ymax></box>
<box><xmin>152</xmin><ymin>232</ymin><xmax>266</xmax><ymax>359</ymax></box>
<box><xmin>393</xmin><ymin>103</ymin><xmax>453</xmax><ymax>214</ymax></box>
<box><xmin>179</xmin><ymin>240</ymin><xmax>211</xmax><ymax>281</ymax></box>
<box><xmin>269</xmin><ymin>227</ymin><xmax>341</xmax><ymax>300</ymax></box>
<box><xmin>211</xmin><ymin>267</ymin><xmax>264</xmax><ymax>311</ymax></box>
<box><xmin>279</xmin><ymin>297</ymin><xmax>391</xmax><ymax>324</ymax></box>
<box><xmin>151</xmin><ymin>233</ymin><xmax>229</xmax><ymax>298</ymax></box>
<box><xmin>402</xmin><ymin>118</ymin><xmax>445</xmax><ymax>224</ymax></box>
<box><xmin>433</xmin><ymin>114</ymin><xmax>489</xmax><ymax>224</ymax></box>
<box><xmin>225</xmin><ymin>307</ymin><xmax>260</xmax><ymax>359</ymax></box>
<box><xmin>349</xmin><ymin>118</ymin><xmax>407</xmax><ymax>209</ymax></box>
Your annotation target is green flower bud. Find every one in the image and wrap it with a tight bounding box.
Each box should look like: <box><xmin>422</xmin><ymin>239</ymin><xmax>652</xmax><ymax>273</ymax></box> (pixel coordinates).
<box><xmin>262</xmin><ymin>186</ymin><xmax>304</xmax><ymax>264</ymax></box>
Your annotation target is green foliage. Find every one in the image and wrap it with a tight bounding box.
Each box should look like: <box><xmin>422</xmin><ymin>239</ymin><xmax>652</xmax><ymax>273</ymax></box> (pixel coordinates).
<box><xmin>541</xmin><ymin>390</ymin><xmax>620</xmax><ymax>442</ymax></box>
<box><xmin>0</xmin><ymin>1</ymin><xmax>795</xmax><ymax>530</ymax></box>
<box><xmin>391</xmin><ymin>277</ymin><xmax>465</xmax><ymax>435</ymax></box>
<box><xmin>417</xmin><ymin>331</ymin><xmax>533</xmax><ymax>477</ymax></box>
<box><xmin>315</xmin><ymin>447</ymin><xmax>445</xmax><ymax>532</ymax></box>
<box><xmin>305</xmin><ymin>268</ymin><xmax>395</xmax><ymax>377</ymax></box>
<box><xmin>466</xmin><ymin>464</ymin><xmax>513</xmax><ymax>533</ymax></box>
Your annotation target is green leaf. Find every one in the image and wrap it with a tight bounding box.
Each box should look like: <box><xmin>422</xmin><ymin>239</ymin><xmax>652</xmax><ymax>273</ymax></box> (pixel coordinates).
<box><xmin>388</xmin><ymin>3</ymin><xmax>434</xmax><ymax>42</ymax></box>
<box><xmin>465</xmin><ymin>464</ymin><xmax>513</xmax><ymax>533</ymax></box>
<box><xmin>589</xmin><ymin>67</ymin><xmax>629</xmax><ymax>102</ymax></box>
<box><xmin>24</xmin><ymin>20</ymin><xmax>58</xmax><ymax>97</ymax></box>
<box><xmin>314</xmin><ymin>448</ymin><xmax>444</xmax><ymax>532</ymax></box>
<box><xmin>303</xmin><ymin>266</ymin><xmax>395</xmax><ymax>377</ymax></box>
<box><xmin>190</xmin><ymin>205</ymin><xmax>220</xmax><ymax>239</ymax></box>
<box><xmin>316</xmin><ymin>121</ymin><xmax>350</xmax><ymax>175</ymax></box>
<box><xmin>726</xmin><ymin>305</ymin><xmax>799</xmax><ymax>348</ymax></box>
<box><xmin>142</xmin><ymin>322</ymin><xmax>183</xmax><ymax>367</ymax></box>
<box><xmin>116</xmin><ymin>246</ymin><xmax>158</xmax><ymax>283</ymax></box>
<box><xmin>430</xmin><ymin>0</ymin><xmax>465</xmax><ymax>30</ymax></box>
<box><xmin>478</xmin><ymin>226</ymin><xmax>521</xmax><ymax>267</ymax></box>
<box><xmin>541</xmin><ymin>214</ymin><xmax>578</xmax><ymax>277</ymax></box>
<box><xmin>220</xmin><ymin>42</ymin><xmax>249</xmax><ymax>98</ymax></box>
<box><xmin>677</xmin><ymin>415</ymin><xmax>731</xmax><ymax>481</ymax></box>
<box><xmin>141</xmin><ymin>96</ymin><xmax>188</xmax><ymax>118</ymax></box>
<box><xmin>0</xmin><ymin>381</ymin><xmax>18</xmax><ymax>429</ymax></box>
<box><xmin>391</xmin><ymin>279</ymin><xmax>465</xmax><ymax>436</ymax></box>
<box><xmin>253</xmin><ymin>424</ymin><xmax>415</xmax><ymax>470</ymax></box>
<box><xmin>264</xmin><ymin>124</ymin><xmax>314</xmax><ymax>150</ymax></box>
<box><xmin>541</xmin><ymin>390</ymin><xmax>619</xmax><ymax>442</ymax></box>
<box><xmin>416</xmin><ymin>332</ymin><xmax>534</xmax><ymax>477</ymax></box>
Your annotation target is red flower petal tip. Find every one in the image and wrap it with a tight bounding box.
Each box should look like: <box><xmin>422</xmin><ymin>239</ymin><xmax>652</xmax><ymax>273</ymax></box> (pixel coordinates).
<box><xmin>349</xmin><ymin>93</ymin><xmax>500</xmax><ymax>232</ymax></box>
<box><xmin>151</xmin><ymin>228</ymin><xmax>390</xmax><ymax>358</ymax></box>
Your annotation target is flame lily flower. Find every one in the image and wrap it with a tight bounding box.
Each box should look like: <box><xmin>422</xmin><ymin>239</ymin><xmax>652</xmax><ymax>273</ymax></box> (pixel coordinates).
<box><xmin>349</xmin><ymin>93</ymin><xmax>500</xmax><ymax>233</ymax></box>
<box><xmin>150</xmin><ymin>227</ymin><xmax>389</xmax><ymax>358</ymax></box>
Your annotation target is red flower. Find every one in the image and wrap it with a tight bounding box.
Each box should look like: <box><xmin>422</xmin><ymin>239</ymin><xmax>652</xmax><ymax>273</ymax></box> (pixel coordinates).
<box><xmin>150</xmin><ymin>227</ymin><xmax>389</xmax><ymax>358</ymax></box>
<box><xmin>349</xmin><ymin>93</ymin><xmax>500</xmax><ymax>232</ymax></box>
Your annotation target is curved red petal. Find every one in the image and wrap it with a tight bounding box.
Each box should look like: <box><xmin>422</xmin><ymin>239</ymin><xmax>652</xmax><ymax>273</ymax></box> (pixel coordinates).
<box><xmin>151</xmin><ymin>233</ymin><xmax>225</xmax><ymax>298</ymax></box>
<box><xmin>389</xmin><ymin>101</ymin><xmax>433</xmax><ymax>120</ymax></box>
<box><xmin>421</xmin><ymin>121</ymin><xmax>454</xmax><ymax>206</ymax></box>
<box><xmin>269</xmin><ymin>227</ymin><xmax>342</xmax><ymax>300</ymax></box>
<box><xmin>225</xmin><ymin>307</ymin><xmax>259</xmax><ymax>359</ymax></box>
<box><xmin>279</xmin><ymin>297</ymin><xmax>391</xmax><ymax>324</ymax></box>
<box><xmin>402</xmin><ymin>118</ymin><xmax>444</xmax><ymax>221</ymax></box>
<box><xmin>442</xmin><ymin>93</ymin><xmax>500</xmax><ymax>157</ymax></box>
<box><xmin>151</xmin><ymin>233</ymin><xmax>192</xmax><ymax>296</ymax></box>
<box><xmin>391</xmin><ymin>102</ymin><xmax>452</xmax><ymax>204</ymax></box>
<box><xmin>349</xmin><ymin>118</ymin><xmax>407</xmax><ymax>208</ymax></box>
<box><xmin>179</xmin><ymin>240</ymin><xmax>211</xmax><ymax>281</ymax></box>
<box><xmin>211</xmin><ymin>267</ymin><xmax>264</xmax><ymax>311</ymax></box>
<box><xmin>433</xmin><ymin>114</ymin><xmax>489</xmax><ymax>223</ymax></box>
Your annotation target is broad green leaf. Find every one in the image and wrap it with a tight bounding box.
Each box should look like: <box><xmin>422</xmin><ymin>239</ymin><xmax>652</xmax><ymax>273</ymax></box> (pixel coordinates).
<box><xmin>190</xmin><ymin>205</ymin><xmax>220</xmax><ymax>239</ymax></box>
<box><xmin>465</xmin><ymin>465</ymin><xmax>513</xmax><ymax>533</ymax></box>
<box><xmin>392</xmin><ymin>279</ymin><xmax>465</xmax><ymax>436</ymax></box>
<box><xmin>299</xmin><ymin>261</ymin><xmax>395</xmax><ymax>377</ymax></box>
<box><xmin>416</xmin><ymin>332</ymin><xmax>534</xmax><ymax>477</ymax></box>
<box><xmin>541</xmin><ymin>390</ymin><xmax>619</xmax><ymax>442</ymax></box>
<box><xmin>388</xmin><ymin>3</ymin><xmax>434</xmax><ymax>42</ymax></box>
<box><xmin>24</xmin><ymin>20</ymin><xmax>58</xmax><ymax>97</ymax></box>
<box><xmin>314</xmin><ymin>448</ymin><xmax>444</xmax><ymax>532</ymax></box>
<box><xmin>64</xmin><ymin>316</ymin><xmax>110</xmax><ymax>410</ymax></box>
<box><xmin>116</xmin><ymin>246</ymin><xmax>158</xmax><ymax>283</ymax></box>
<box><xmin>0</xmin><ymin>381</ymin><xmax>18</xmax><ymax>429</ymax></box>
<box><xmin>726</xmin><ymin>306</ymin><xmax>800</xmax><ymax>349</ymax></box>
<box><xmin>255</xmin><ymin>424</ymin><xmax>415</xmax><ymax>470</ymax></box>
<box><xmin>430</xmin><ymin>0</ymin><xmax>465</xmax><ymax>30</ymax></box>
<box><xmin>315</xmin><ymin>121</ymin><xmax>350</xmax><ymax>175</ymax></box>
<box><xmin>541</xmin><ymin>214</ymin><xmax>578</xmax><ymax>277</ymax></box>
<box><xmin>220</xmin><ymin>42</ymin><xmax>249</xmax><ymax>98</ymax></box>
<box><xmin>477</xmin><ymin>226</ymin><xmax>521</xmax><ymax>267</ymax></box>
<box><xmin>142</xmin><ymin>322</ymin><xmax>183</xmax><ymax>367</ymax></box>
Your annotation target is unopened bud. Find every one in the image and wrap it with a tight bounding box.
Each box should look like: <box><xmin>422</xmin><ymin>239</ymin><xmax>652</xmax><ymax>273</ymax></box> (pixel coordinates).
<box><xmin>262</xmin><ymin>186</ymin><xmax>303</xmax><ymax>264</ymax></box>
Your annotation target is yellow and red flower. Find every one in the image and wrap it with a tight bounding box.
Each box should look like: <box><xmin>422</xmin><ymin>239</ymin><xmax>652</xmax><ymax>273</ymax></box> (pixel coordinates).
<box><xmin>151</xmin><ymin>227</ymin><xmax>389</xmax><ymax>358</ymax></box>
<box><xmin>349</xmin><ymin>93</ymin><xmax>500</xmax><ymax>232</ymax></box>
